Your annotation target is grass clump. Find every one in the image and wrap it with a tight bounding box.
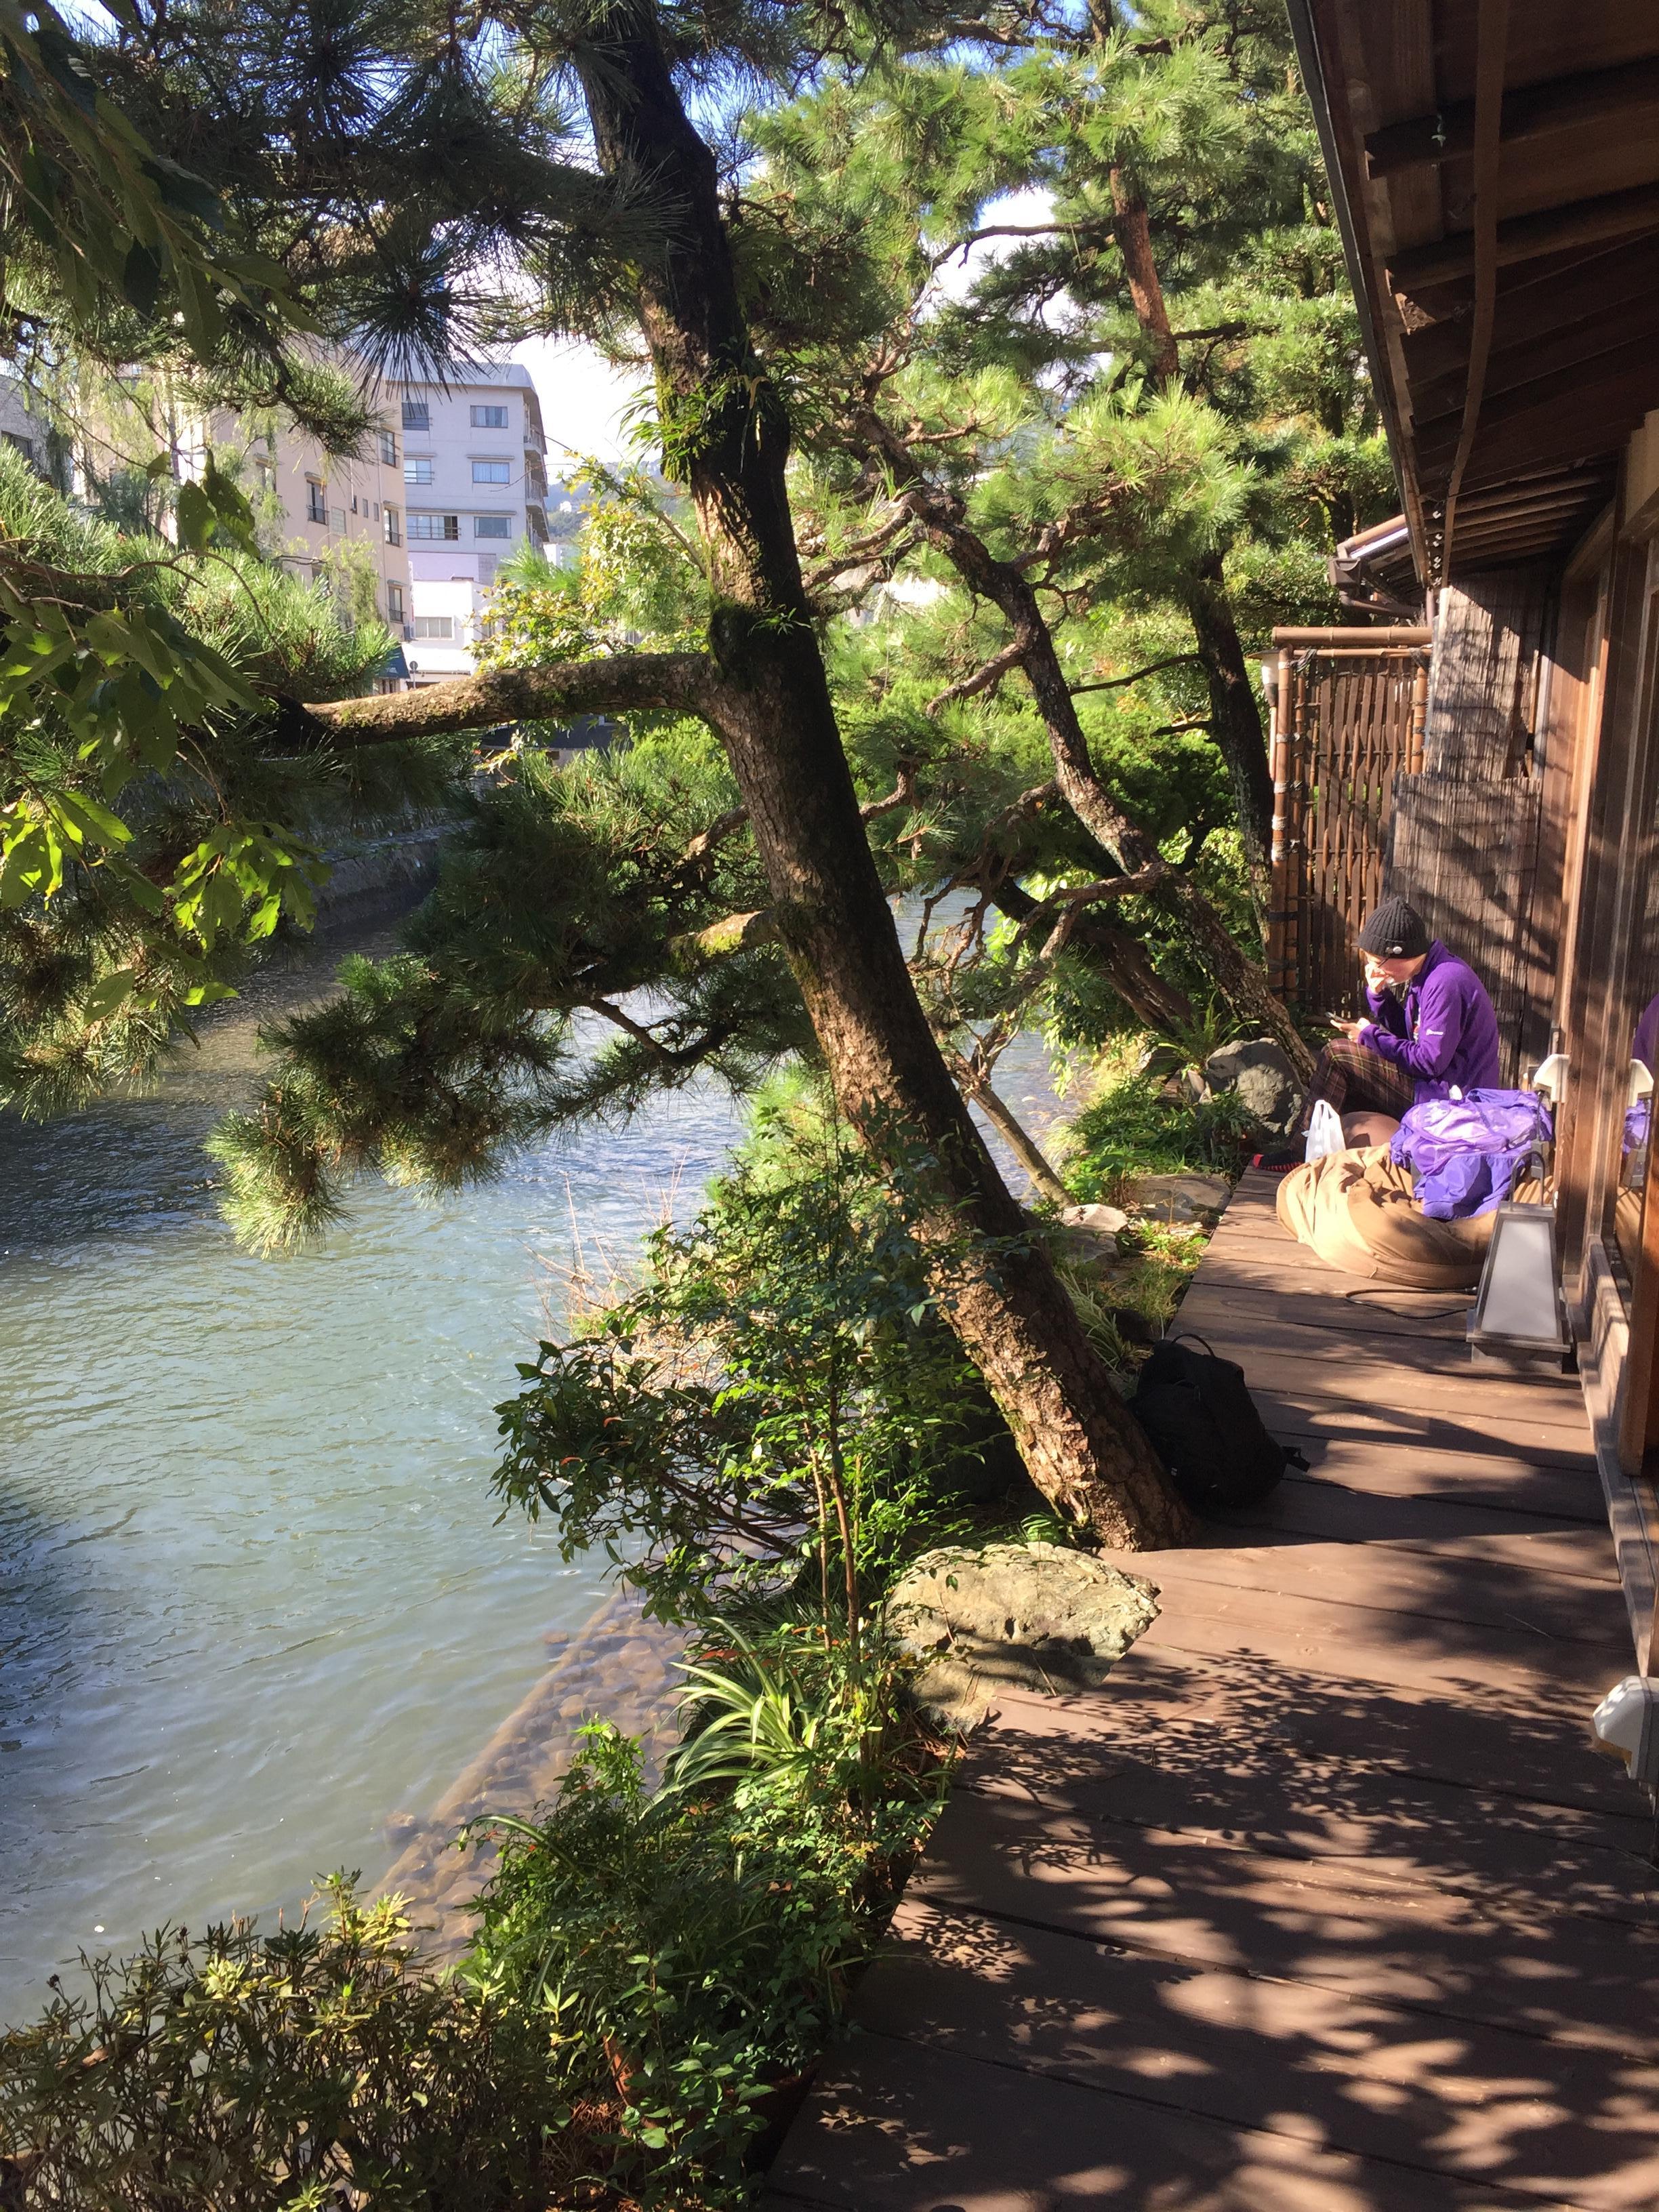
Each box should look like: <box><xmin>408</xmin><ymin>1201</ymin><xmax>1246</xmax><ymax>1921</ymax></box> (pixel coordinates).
<box><xmin>1061</xmin><ymin>1061</ymin><xmax>1256</xmax><ymax>1208</ymax></box>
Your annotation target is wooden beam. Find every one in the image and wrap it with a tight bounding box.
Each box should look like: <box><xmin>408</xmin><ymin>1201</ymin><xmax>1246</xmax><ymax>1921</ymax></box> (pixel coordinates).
<box><xmin>1452</xmin><ymin>489</ymin><xmax>1605</xmax><ymax>535</ymax></box>
<box><xmin>1458</xmin><ymin>453</ymin><xmax>1619</xmax><ymax>499</ymax></box>
<box><xmin>1366</xmin><ymin>56</ymin><xmax>1659</xmax><ymax>178</ymax></box>
<box><xmin>1414</xmin><ymin>323</ymin><xmax>1659</xmax><ymax>444</ymax></box>
<box><xmin>1418</xmin><ymin>390</ymin><xmax>1650</xmax><ymax>485</ymax></box>
<box><xmin>1389</xmin><ymin>182</ymin><xmax>1659</xmax><ymax>294</ymax></box>
<box><xmin>1270</xmin><ymin>626</ymin><xmax>1431</xmax><ymax>647</ymax></box>
<box><xmin>1410</xmin><ymin>285</ymin><xmax>1659</xmax><ymax>422</ymax></box>
<box><xmin>1450</xmin><ymin>512</ymin><xmax>1592</xmax><ymax>559</ymax></box>
<box><xmin>1438</xmin><ymin>0</ymin><xmax>1511</xmax><ymax>579</ymax></box>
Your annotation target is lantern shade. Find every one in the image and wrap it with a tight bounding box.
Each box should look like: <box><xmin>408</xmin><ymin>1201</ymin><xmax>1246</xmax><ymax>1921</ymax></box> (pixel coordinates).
<box><xmin>1468</xmin><ymin>1200</ymin><xmax>1573</xmax><ymax>1371</ymax></box>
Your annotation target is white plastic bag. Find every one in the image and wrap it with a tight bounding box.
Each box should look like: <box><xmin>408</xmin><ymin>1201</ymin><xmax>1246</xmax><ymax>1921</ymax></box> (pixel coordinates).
<box><xmin>1303</xmin><ymin>1098</ymin><xmax>1345</xmax><ymax>1163</ymax></box>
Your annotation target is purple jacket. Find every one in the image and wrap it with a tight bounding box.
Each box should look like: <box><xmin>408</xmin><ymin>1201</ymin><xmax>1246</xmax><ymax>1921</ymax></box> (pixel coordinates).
<box><xmin>1361</xmin><ymin>940</ymin><xmax>1501</xmax><ymax>1103</ymax></box>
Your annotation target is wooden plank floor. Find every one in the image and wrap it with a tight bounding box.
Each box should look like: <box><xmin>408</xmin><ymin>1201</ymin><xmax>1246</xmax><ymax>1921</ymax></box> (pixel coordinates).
<box><xmin>763</xmin><ymin>1170</ymin><xmax>1659</xmax><ymax>2212</ymax></box>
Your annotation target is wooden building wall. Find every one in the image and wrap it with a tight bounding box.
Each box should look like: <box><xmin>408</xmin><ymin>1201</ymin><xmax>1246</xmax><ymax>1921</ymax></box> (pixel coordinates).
<box><xmin>1385</xmin><ymin>569</ymin><xmax>1560</xmax><ymax>1082</ymax></box>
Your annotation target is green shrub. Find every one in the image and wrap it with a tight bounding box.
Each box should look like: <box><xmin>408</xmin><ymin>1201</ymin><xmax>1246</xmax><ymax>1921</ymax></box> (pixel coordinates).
<box><xmin>1063</xmin><ymin>1068</ymin><xmax>1254</xmax><ymax>1206</ymax></box>
<box><xmin>466</xmin><ymin>1704</ymin><xmax>941</xmax><ymax>2207</ymax></box>
<box><xmin>493</xmin><ymin>1081</ymin><xmax>1021</xmax><ymax>1628</ymax></box>
<box><xmin>0</xmin><ymin>1881</ymin><xmax>554</xmax><ymax>2211</ymax></box>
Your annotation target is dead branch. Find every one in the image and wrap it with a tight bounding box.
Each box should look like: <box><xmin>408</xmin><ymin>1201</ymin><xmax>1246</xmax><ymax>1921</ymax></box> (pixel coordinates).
<box><xmin>926</xmin><ymin>640</ymin><xmax>1027</xmax><ymax>717</ymax></box>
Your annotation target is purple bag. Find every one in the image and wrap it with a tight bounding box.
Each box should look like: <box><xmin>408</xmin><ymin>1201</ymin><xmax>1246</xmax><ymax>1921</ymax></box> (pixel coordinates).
<box><xmin>1391</xmin><ymin>1089</ymin><xmax>1552</xmax><ymax>1221</ymax></box>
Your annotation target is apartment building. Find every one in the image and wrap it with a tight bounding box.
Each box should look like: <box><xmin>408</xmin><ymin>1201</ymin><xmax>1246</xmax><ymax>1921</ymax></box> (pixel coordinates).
<box><xmin>396</xmin><ymin>364</ymin><xmax>550</xmax><ymax>684</ymax></box>
<box><xmin>249</xmin><ymin>403</ymin><xmax>414</xmax><ymax>649</ymax></box>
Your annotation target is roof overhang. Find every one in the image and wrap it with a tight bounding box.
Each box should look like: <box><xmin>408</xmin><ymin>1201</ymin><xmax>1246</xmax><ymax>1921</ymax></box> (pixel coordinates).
<box><xmin>1285</xmin><ymin>0</ymin><xmax>1659</xmax><ymax>583</ymax></box>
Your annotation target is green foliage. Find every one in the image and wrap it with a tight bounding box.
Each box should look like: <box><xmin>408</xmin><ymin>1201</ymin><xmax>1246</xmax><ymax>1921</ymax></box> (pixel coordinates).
<box><xmin>0</xmin><ymin>1879</ymin><xmax>554</xmax><ymax>2211</ymax></box>
<box><xmin>0</xmin><ymin>0</ymin><xmax>308</xmax><ymax>365</ymax></box>
<box><xmin>466</xmin><ymin>1696</ymin><xmax>940</xmax><ymax>2206</ymax></box>
<box><xmin>211</xmin><ymin>737</ymin><xmax>805</xmax><ymax>1249</ymax></box>
<box><xmin>1063</xmin><ymin>1064</ymin><xmax>1255</xmax><ymax>1206</ymax></box>
<box><xmin>0</xmin><ymin>449</ymin><xmax>423</xmax><ymax>1116</ymax></box>
<box><xmin>492</xmin><ymin>1081</ymin><xmax>1011</xmax><ymax>1626</ymax></box>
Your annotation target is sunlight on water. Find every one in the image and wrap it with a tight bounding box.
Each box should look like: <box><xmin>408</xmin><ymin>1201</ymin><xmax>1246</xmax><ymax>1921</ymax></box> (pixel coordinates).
<box><xmin>0</xmin><ymin>903</ymin><xmax>747</xmax><ymax>2017</ymax></box>
<box><xmin>0</xmin><ymin>893</ymin><xmax>1063</xmax><ymax>2019</ymax></box>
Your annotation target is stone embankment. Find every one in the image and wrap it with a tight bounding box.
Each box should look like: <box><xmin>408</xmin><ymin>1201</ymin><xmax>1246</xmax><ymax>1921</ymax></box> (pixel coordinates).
<box><xmin>378</xmin><ymin>1590</ymin><xmax>684</xmax><ymax>1962</ymax></box>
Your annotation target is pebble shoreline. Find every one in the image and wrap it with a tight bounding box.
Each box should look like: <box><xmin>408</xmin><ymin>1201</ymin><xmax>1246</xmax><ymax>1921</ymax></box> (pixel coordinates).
<box><xmin>377</xmin><ymin>1589</ymin><xmax>684</xmax><ymax>1963</ymax></box>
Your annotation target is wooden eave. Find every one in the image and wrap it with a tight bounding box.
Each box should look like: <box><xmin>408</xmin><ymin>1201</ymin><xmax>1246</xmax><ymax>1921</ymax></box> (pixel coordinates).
<box><xmin>1284</xmin><ymin>0</ymin><xmax>1659</xmax><ymax>582</ymax></box>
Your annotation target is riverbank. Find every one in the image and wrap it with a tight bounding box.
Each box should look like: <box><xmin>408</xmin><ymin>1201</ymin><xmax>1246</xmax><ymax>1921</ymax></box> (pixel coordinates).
<box><xmin>378</xmin><ymin>1589</ymin><xmax>685</xmax><ymax>1961</ymax></box>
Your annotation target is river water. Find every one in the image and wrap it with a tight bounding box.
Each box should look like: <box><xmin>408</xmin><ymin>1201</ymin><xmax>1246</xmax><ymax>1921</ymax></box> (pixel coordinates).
<box><xmin>0</xmin><ymin>894</ymin><xmax>1065</xmax><ymax>2021</ymax></box>
<box><xmin>0</xmin><ymin>900</ymin><xmax>747</xmax><ymax>2018</ymax></box>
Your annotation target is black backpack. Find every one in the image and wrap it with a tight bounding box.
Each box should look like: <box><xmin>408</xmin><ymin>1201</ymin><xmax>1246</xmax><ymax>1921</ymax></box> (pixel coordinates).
<box><xmin>1129</xmin><ymin>1334</ymin><xmax>1307</xmax><ymax>1513</ymax></box>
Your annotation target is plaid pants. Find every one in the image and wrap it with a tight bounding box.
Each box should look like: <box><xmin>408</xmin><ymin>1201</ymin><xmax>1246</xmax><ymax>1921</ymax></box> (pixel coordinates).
<box><xmin>1297</xmin><ymin>1039</ymin><xmax>1417</xmax><ymax>1131</ymax></box>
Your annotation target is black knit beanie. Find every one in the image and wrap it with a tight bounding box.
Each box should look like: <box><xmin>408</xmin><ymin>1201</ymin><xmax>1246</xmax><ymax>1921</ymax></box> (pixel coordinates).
<box><xmin>1357</xmin><ymin>896</ymin><xmax>1431</xmax><ymax>959</ymax></box>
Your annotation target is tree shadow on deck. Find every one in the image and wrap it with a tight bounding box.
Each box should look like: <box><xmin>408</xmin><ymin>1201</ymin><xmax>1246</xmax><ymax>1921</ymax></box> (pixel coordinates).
<box><xmin>766</xmin><ymin>1652</ymin><xmax>1659</xmax><ymax>2211</ymax></box>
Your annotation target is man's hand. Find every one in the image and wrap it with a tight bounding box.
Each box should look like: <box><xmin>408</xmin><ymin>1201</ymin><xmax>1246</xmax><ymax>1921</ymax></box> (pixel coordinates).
<box><xmin>1331</xmin><ymin>1016</ymin><xmax>1368</xmax><ymax>1042</ymax></box>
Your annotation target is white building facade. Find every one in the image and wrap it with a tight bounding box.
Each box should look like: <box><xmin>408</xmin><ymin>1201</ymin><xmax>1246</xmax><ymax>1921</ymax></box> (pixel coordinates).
<box><xmin>397</xmin><ymin>365</ymin><xmax>550</xmax><ymax>685</ymax></box>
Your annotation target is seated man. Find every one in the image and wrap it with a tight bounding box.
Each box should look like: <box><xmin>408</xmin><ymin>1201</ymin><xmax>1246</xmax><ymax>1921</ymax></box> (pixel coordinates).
<box><xmin>1290</xmin><ymin>896</ymin><xmax>1502</xmax><ymax>1151</ymax></box>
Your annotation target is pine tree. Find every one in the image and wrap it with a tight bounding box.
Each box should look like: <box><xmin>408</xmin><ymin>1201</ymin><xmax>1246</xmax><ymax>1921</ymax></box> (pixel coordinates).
<box><xmin>1</xmin><ymin>0</ymin><xmax>1384</xmax><ymax>1547</ymax></box>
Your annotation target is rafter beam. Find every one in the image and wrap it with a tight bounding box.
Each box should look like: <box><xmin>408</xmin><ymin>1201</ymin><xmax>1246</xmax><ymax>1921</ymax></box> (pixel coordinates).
<box><xmin>1417</xmin><ymin>329</ymin><xmax>1659</xmax><ymax>454</ymax></box>
<box><xmin>1390</xmin><ymin>182</ymin><xmax>1659</xmax><ymax>295</ymax></box>
<box><xmin>1401</xmin><ymin>235</ymin><xmax>1659</xmax><ymax>382</ymax></box>
<box><xmin>1411</xmin><ymin>293</ymin><xmax>1659</xmax><ymax>425</ymax></box>
<box><xmin>1366</xmin><ymin>56</ymin><xmax>1659</xmax><ymax>178</ymax></box>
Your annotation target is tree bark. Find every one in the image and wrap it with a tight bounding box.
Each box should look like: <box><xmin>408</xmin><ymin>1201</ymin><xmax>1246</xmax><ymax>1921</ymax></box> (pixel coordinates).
<box><xmin>1181</xmin><ymin>550</ymin><xmax>1275</xmax><ymax>912</ymax></box>
<box><xmin>962</xmin><ymin>1075</ymin><xmax>1073</xmax><ymax>1206</ymax></box>
<box><xmin>319</xmin><ymin>7</ymin><xmax>1191</xmax><ymax>1547</ymax></box>
<box><xmin>1108</xmin><ymin>166</ymin><xmax>1180</xmax><ymax>388</ymax></box>
<box><xmin>303</xmin><ymin>653</ymin><xmax>716</xmax><ymax>742</ymax></box>
<box><xmin>985</xmin><ymin>878</ymin><xmax>1200</xmax><ymax>1033</ymax></box>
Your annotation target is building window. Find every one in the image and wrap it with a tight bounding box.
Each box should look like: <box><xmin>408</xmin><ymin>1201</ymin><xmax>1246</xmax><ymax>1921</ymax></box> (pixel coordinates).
<box><xmin>383</xmin><ymin>505</ymin><xmax>402</xmax><ymax>546</ymax></box>
<box><xmin>401</xmin><ymin>398</ymin><xmax>430</xmax><ymax>430</ymax></box>
<box><xmin>306</xmin><ymin>479</ymin><xmax>327</xmax><ymax>524</ymax></box>
<box><xmin>331</xmin><ymin>507</ymin><xmax>346</xmax><ymax>533</ymax></box>
<box><xmin>3</xmin><ymin>431</ymin><xmax>35</xmax><ymax>467</ymax></box>
<box><xmin>476</xmin><ymin>554</ymin><xmax>498</xmax><ymax>586</ymax></box>
<box><xmin>474</xmin><ymin>514</ymin><xmax>510</xmax><ymax>539</ymax></box>
<box><xmin>410</xmin><ymin>512</ymin><xmax>460</xmax><ymax>540</ymax></box>
<box><xmin>472</xmin><ymin>459</ymin><xmax>511</xmax><ymax>484</ymax></box>
<box><xmin>405</xmin><ymin>457</ymin><xmax>434</xmax><ymax>485</ymax></box>
<box><xmin>387</xmin><ymin>582</ymin><xmax>404</xmax><ymax>621</ymax></box>
<box><xmin>379</xmin><ymin>429</ymin><xmax>398</xmax><ymax>466</ymax></box>
<box><xmin>470</xmin><ymin>404</ymin><xmax>508</xmax><ymax>428</ymax></box>
<box><xmin>412</xmin><ymin>615</ymin><xmax>455</xmax><ymax>640</ymax></box>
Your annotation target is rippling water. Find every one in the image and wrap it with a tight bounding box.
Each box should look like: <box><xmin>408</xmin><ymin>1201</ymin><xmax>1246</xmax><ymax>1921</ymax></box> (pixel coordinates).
<box><xmin>0</xmin><ymin>899</ymin><xmax>752</xmax><ymax>2019</ymax></box>
<box><xmin>0</xmin><ymin>892</ymin><xmax>1063</xmax><ymax>2021</ymax></box>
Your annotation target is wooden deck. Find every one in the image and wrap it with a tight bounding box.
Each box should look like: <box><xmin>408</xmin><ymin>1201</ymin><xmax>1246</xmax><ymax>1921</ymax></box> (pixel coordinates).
<box><xmin>762</xmin><ymin>1170</ymin><xmax>1659</xmax><ymax>2212</ymax></box>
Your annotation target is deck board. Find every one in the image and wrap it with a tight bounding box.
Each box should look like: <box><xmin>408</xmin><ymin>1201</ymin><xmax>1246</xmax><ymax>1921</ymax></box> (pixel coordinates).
<box><xmin>764</xmin><ymin>1170</ymin><xmax>1653</xmax><ymax>2211</ymax></box>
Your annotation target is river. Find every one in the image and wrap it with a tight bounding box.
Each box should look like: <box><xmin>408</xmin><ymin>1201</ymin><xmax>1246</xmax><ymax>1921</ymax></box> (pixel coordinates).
<box><xmin>0</xmin><ymin>895</ymin><xmax>1063</xmax><ymax>2022</ymax></box>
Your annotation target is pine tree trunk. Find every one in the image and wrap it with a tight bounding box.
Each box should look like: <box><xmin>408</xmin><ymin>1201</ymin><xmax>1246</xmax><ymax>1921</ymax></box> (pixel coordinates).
<box><xmin>1108</xmin><ymin>175</ymin><xmax>1275</xmax><ymax>917</ymax></box>
<box><xmin>867</xmin><ymin>425</ymin><xmax>1314</xmax><ymax>1081</ymax></box>
<box><xmin>987</xmin><ymin>880</ymin><xmax>1200</xmax><ymax>1033</ymax></box>
<box><xmin>575</xmin><ymin>6</ymin><xmax>1192</xmax><ymax>1547</ymax></box>
<box><xmin>1181</xmin><ymin>549</ymin><xmax>1275</xmax><ymax>909</ymax></box>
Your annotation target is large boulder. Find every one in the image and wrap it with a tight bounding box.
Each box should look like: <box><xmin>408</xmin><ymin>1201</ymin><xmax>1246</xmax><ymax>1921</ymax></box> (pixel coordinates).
<box><xmin>1204</xmin><ymin>1036</ymin><xmax>1303</xmax><ymax>1134</ymax></box>
<box><xmin>886</xmin><ymin>1542</ymin><xmax>1159</xmax><ymax>1731</ymax></box>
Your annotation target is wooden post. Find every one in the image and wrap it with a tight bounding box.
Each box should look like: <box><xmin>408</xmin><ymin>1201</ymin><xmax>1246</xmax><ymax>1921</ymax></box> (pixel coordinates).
<box><xmin>1268</xmin><ymin>644</ymin><xmax>1293</xmax><ymax>999</ymax></box>
<box><xmin>1409</xmin><ymin>658</ymin><xmax>1429</xmax><ymax>772</ymax></box>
